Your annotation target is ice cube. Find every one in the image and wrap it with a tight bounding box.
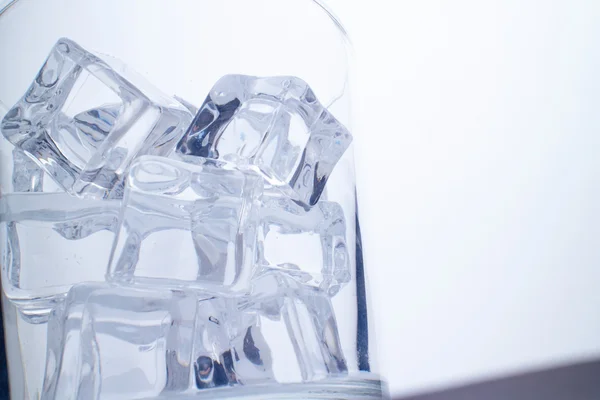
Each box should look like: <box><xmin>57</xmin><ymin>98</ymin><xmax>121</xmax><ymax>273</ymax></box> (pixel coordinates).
<box><xmin>12</xmin><ymin>148</ymin><xmax>44</xmax><ymax>192</ymax></box>
<box><xmin>43</xmin><ymin>284</ymin><xmax>275</xmax><ymax>399</ymax></box>
<box><xmin>10</xmin><ymin>147</ymin><xmax>65</xmax><ymax>194</ymax></box>
<box><xmin>242</xmin><ymin>271</ymin><xmax>348</xmax><ymax>382</ymax></box>
<box><xmin>192</xmin><ymin>297</ymin><xmax>274</xmax><ymax>389</ymax></box>
<box><xmin>42</xmin><ymin>284</ymin><xmax>200</xmax><ymax>399</ymax></box>
<box><xmin>61</xmin><ymin>104</ymin><xmax>122</xmax><ymax>152</ymax></box>
<box><xmin>176</xmin><ymin>75</ymin><xmax>352</xmax><ymax>209</ymax></box>
<box><xmin>1</xmin><ymin>38</ymin><xmax>193</xmax><ymax>199</ymax></box>
<box><xmin>108</xmin><ymin>155</ymin><xmax>263</xmax><ymax>293</ymax></box>
<box><xmin>0</xmin><ymin>192</ymin><xmax>120</xmax><ymax>322</ymax></box>
<box><xmin>283</xmin><ymin>291</ymin><xmax>347</xmax><ymax>381</ymax></box>
<box><xmin>257</xmin><ymin>192</ymin><xmax>351</xmax><ymax>295</ymax></box>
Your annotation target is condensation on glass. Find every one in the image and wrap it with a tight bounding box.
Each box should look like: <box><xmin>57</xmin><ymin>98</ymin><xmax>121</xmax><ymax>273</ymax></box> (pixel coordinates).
<box><xmin>0</xmin><ymin>1</ymin><xmax>386</xmax><ymax>399</ymax></box>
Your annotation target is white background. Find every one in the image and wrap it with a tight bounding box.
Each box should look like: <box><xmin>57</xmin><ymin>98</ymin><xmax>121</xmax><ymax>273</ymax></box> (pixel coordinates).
<box><xmin>329</xmin><ymin>0</ymin><xmax>600</xmax><ymax>397</ymax></box>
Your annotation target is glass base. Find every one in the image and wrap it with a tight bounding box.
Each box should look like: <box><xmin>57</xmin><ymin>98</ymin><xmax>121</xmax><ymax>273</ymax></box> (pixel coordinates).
<box><xmin>151</xmin><ymin>375</ymin><xmax>387</xmax><ymax>400</ymax></box>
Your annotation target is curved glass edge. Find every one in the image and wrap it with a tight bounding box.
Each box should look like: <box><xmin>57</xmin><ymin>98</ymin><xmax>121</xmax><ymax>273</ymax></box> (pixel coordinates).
<box><xmin>312</xmin><ymin>0</ymin><xmax>350</xmax><ymax>43</ymax></box>
<box><xmin>314</xmin><ymin>0</ymin><xmax>353</xmax><ymax>111</ymax></box>
<box><xmin>0</xmin><ymin>0</ymin><xmax>18</xmax><ymax>15</ymax></box>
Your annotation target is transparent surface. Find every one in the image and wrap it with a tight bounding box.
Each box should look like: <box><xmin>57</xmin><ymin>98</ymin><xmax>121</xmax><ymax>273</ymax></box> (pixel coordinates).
<box><xmin>43</xmin><ymin>280</ymin><xmax>352</xmax><ymax>399</ymax></box>
<box><xmin>108</xmin><ymin>156</ymin><xmax>263</xmax><ymax>293</ymax></box>
<box><xmin>43</xmin><ymin>284</ymin><xmax>201</xmax><ymax>399</ymax></box>
<box><xmin>2</xmin><ymin>37</ymin><xmax>193</xmax><ymax>199</ymax></box>
<box><xmin>242</xmin><ymin>270</ymin><xmax>348</xmax><ymax>381</ymax></box>
<box><xmin>258</xmin><ymin>193</ymin><xmax>351</xmax><ymax>295</ymax></box>
<box><xmin>0</xmin><ymin>193</ymin><xmax>120</xmax><ymax>322</ymax></box>
<box><xmin>0</xmin><ymin>1</ymin><xmax>385</xmax><ymax>399</ymax></box>
<box><xmin>176</xmin><ymin>75</ymin><xmax>352</xmax><ymax>209</ymax></box>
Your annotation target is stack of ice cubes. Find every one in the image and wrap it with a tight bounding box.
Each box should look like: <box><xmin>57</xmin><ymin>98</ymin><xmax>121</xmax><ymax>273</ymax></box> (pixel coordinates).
<box><xmin>0</xmin><ymin>38</ymin><xmax>353</xmax><ymax>399</ymax></box>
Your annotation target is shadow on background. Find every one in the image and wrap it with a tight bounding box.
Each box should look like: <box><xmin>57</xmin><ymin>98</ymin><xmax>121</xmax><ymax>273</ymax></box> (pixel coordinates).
<box><xmin>397</xmin><ymin>359</ymin><xmax>600</xmax><ymax>400</ymax></box>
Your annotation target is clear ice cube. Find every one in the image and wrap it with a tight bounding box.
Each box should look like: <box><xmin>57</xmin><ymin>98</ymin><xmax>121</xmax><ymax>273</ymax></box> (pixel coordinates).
<box><xmin>1</xmin><ymin>38</ymin><xmax>193</xmax><ymax>199</ymax></box>
<box><xmin>257</xmin><ymin>193</ymin><xmax>351</xmax><ymax>295</ymax></box>
<box><xmin>60</xmin><ymin>104</ymin><xmax>122</xmax><ymax>153</ymax></box>
<box><xmin>192</xmin><ymin>297</ymin><xmax>274</xmax><ymax>389</ymax></box>
<box><xmin>242</xmin><ymin>271</ymin><xmax>348</xmax><ymax>382</ymax></box>
<box><xmin>12</xmin><ymin>148</ymin><xmax>44</xmax><ymax>192</ymax></box>
<box><xmin>0</xmin><ymin>192</ymin><xmax>120</xmax><ymax>322</ymax></box>
<box><xmin>42</xmin><ymin>284</ymin><xmax>200</xmax><ymax>400</ymax></box>
<box><xmin>283</xmin><ymin>291</ymin><xmax>347</xmax><ymax>381</ymax></box>
<box><xmin>43</xmin><ymin>284</ymin><xmax>275</xmax><ymax>399</ymax></box>
<box><xmin>108</xmin><ymin>155</ymin><xmax>263</xmax><ymax>293</ymax></box>
<box><xmin>176</xmin><ymin>75</ymin><xmax>352</xmax><ymax>209</ymax></box>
